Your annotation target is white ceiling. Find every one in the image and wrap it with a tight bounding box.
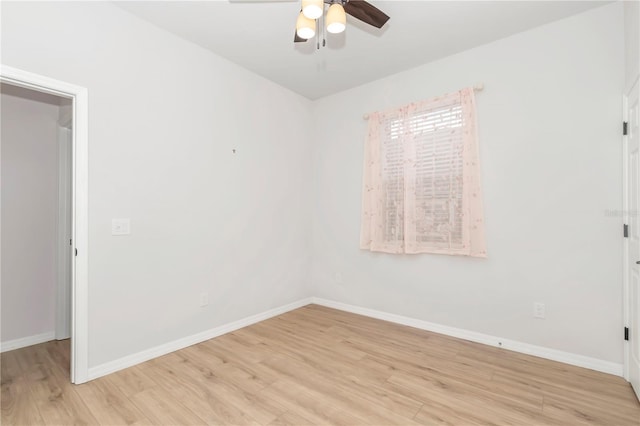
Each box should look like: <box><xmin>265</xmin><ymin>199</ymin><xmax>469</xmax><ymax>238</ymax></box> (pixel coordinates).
<box><xmin>115</xmin><ymin>1</ymin><xmax>609</xmax><ymax>100</ymax></box>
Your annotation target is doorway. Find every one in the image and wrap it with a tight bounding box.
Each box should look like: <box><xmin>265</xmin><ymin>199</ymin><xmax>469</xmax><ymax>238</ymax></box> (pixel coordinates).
<box><xmin>0</xmin><ymin>66</ymin><xmax>89</xmax><ymax>384</ymax></box>
<box><xmin>1</xmin><ymin>82</ymin><xmax>72</xmax><ymax>352</ymax></box>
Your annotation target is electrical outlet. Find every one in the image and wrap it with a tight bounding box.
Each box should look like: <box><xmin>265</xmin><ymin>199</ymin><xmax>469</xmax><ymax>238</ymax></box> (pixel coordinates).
<box><xmin>199</xmin><ymin>292</ymin><xmax>209</xmax><ymax>307</ymax></box>
<box><xmin>533</xmin><ymin>302</ymin><xmax>546</xmax><ymax>319</ymax></box>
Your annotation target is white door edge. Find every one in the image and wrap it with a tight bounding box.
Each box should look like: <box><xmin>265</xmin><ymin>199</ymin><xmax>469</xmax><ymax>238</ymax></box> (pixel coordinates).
<box><xmin>55</xmin><ymin>125</ymin><xmax>72</xmax><ymax>341</ymax></box>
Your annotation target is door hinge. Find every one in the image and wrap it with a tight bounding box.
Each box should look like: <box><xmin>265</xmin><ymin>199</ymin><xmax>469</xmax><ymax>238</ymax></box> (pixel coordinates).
<box><xmin>75</xmin><ymin>248</ymin><xmax>78</xmax><ymax>257</ymax></box>
<box><xmin>70</xmin><ymin>238</ymin><xmax>72</xmax><ymax>246</ymax></box>
<box><xmin>623</xmin><ymin>121</ymin><xmax>628</xmax><ymax>136</ymax></box>
<box><xmin>624</xmin><ymin>224</ymin><xmax>629</xmax><ymax>238</ymax></box>
<box><xmin>625</xmin><ymin>327</ymin><xmax>629</xmax><ymax>341</ymax></box>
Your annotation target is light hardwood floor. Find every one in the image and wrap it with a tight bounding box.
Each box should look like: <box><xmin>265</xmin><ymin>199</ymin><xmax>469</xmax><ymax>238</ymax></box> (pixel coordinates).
<box><xmin>2</xmin><ymin>304</ymin><xmax>639</xmax><ymax>425</ymax></box>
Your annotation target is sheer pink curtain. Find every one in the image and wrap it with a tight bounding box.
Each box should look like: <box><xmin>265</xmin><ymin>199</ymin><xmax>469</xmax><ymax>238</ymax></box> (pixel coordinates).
<box><xmin>360</xmin><ymin>88</ymin><xmax>487</xmax><ymax>257</ymax></box>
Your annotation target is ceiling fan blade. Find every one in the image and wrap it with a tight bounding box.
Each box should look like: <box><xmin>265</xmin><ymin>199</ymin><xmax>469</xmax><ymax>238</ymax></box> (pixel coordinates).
<box><xmin>343</xmin><ymin>0</ymin><xmax>390</xmax><ymax>29</ymax></box>
<box><xmin>294</xmin><ymin>30</ymin><xmax>308</xmax><ymax>43</ymax></box>
<box><xmin>229</xmin><ymin>0</ymin><xmax>297</xmax><ymax>3</ymax></box>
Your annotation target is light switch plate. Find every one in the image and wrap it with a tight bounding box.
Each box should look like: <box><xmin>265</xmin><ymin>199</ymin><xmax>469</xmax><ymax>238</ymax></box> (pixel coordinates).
<box><xmin>112</xmin><ymin>218</ymin><xmax>131</xmax><ymax>236</ymax></box>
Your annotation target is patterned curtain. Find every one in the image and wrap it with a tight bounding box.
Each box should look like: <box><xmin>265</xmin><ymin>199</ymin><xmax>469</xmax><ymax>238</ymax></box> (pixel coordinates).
<box><xmin>360</xmin><ymin>88</ymin><xmax>487</xmax><ymax>257</ymax></box>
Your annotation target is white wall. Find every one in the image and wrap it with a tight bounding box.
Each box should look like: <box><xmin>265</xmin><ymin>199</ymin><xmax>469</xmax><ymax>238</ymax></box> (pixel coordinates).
<box><xmin>1</xmin><ymin>86</ymin><xmax>61</xmax><ymax>343</ymax></box>
<box><xmin>625</xmin><ymin>0</ymin><xmax>640</xmax><ymax>90</ymax></box>
<box><xmin>1</xmin><ymin>1</ymin><xmax>313</xmax><ymax>368</ymax></box>
<box><xmin>311</xmin><ymin>3</ymin><xmax>625</xmax><ymax>364</ymax></box>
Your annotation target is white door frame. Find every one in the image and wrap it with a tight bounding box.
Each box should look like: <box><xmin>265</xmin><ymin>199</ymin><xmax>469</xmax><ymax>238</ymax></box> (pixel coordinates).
<box><xmin>1</xmin><ymin>65</ymin><xmax>89</xmax><ymax>384</ymax></box>
<box><xmin>623</xmin><ymin>90</ymin><xmax>630</xmax><ymax>381</ymax></box>
<box><xmin>624</xmin><ymin>74</ymin><xmax>640</xmax><ymax>384</ymax></box>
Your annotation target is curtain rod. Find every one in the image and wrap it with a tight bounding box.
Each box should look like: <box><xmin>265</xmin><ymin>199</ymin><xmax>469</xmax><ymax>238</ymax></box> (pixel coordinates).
<box><xmin>362</xmin><ymin>83</ymin><xmax>484</xmax><ymax>120</ymax></box>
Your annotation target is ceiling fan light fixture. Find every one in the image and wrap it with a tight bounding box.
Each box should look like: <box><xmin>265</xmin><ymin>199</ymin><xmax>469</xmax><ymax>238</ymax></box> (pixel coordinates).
<box><xmin>326</xmin><ymin>3</ymin><xmax>346</xmax><ymax>34</ymax></box>
<box><xmin>302</xmin><ymin>0</ymin><xmax>323</xmax><ymax>20</ymax></box>
<box><xmin>296</xmin><ymin>11</ymin><xmax>316</xmax><ymax>39</ymax></box>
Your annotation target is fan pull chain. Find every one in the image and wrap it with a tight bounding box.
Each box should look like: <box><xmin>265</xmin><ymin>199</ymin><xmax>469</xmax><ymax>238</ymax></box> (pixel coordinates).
<box><xmin>322</xmin><ymin>8</ymin><xmax>326</xmax><ymax>47</ymax></box>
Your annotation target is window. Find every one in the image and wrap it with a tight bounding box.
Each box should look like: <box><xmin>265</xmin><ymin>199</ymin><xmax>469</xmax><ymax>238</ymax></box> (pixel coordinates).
<box><xmin>360</xmin><ymin>87</ymin><xmax>486</xmax><ymax>257</ymax></box>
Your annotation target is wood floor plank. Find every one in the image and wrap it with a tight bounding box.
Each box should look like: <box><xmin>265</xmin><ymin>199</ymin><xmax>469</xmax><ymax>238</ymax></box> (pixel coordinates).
<box><xmin>74</xmin><ymin>377</ymin><xmax>153</xmax><ymax>425</ymax></box>
<box><xmin>129</xmin><ymin>387</ymin><xmax>207</xmax><ymax>425</ymax></box>
<box><xmin>260</xmin><ymin>378</ymin><xmax>370</xmax><ymax>425</ymax></box>
<box><xmin>1</xmin><ymin>351</ymin><xmax>46</xmax><ymax>425</ymax></box>
<box><xmin>542</xmin><ymin>394</ymin><xmax>639</xmax><ymax>425</ymax></box>
<box><xmin>491</xmin><ymin>370</ymin><xmax>640</xmax><ymax>412</ymax></box>
<box><xmin>261</xmin><ymin>353</ymin><xmax>423</xmax><ymax>424</ymax></box>
<box><xmin>140</xmin><ymin>351</ymin><xmax>250</xmax><ymax>425</ymax></box>
<box><xmin>105</xmin><ymin>365</ymin><xmax>159</xmax><ymax>398</ymax></box>
<box><xmin>40</xmin><ymin>356</ymin><xmax>100</xmax><ymax>426</ymax></box>
<box><xmin>400</xmin><ymin>371</ymin><xmax>548</xmax><ymax>422</ymax></box>
<box><xmin>340</xmin><ymin>372</ymin><xmax>425</xmax><ymax>421</ymax></box>
<box><xmin>414</xmin><ymin>398</ymin><xmax>501</xmax><ymax>426</ymax></box>
<box><xmin>2</xmin><ymin>304</ymin><xmax>639</xmax><ymax>425</ymax></box>
<box><xmin>14</xmin><ymin>342</ymin><xmax>98</xmax><ymax>425</ymax></box>
<box><xmin>142</xmin><ymin>349</ymin><xmax>270</xmax><ymax>425</ymax></box>
<box><xmin>170</xmin><ymin>353</ymin><xmax>286</xmax><ymax>425</ymax></box>
<box><xmin>267</xmin><ymin>410</ymin><xmax>317</xmax><ymax>426</ymax></box>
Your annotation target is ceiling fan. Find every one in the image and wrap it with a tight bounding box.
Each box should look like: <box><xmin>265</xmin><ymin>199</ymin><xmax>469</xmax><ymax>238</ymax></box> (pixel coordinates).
<box><xmin>293</xmin><ymin>0</ymin><xmax>390</xmax><ymax>47</ymax></box>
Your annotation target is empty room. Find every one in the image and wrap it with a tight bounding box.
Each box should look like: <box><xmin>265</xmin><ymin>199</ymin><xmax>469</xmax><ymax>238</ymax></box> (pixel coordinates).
<box><xmin>1</xmin><ymin>0</ymin><xmax>640</xmax><ymax>425</ymax></box>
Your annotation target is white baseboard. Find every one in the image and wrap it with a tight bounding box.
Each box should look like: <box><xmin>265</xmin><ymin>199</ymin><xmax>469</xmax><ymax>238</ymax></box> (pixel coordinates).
<box><xmin>1</xmin><ymin>331</ymin><xmax>56</xmax><ymax>353</ymax></box>
<box><xmin>87</xmin><ymin>297</ymin><xmax>314</xmax><ymax>381</ymax></box>
<box><xmin>87</xmin><ymin>295</ymin><xmax>623</xmax><ymax>382</ymax></box>
<box><xmin>310</xmin><ymin>297</ymin><xmax>623</xmax><ymax>377</ymax></box>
